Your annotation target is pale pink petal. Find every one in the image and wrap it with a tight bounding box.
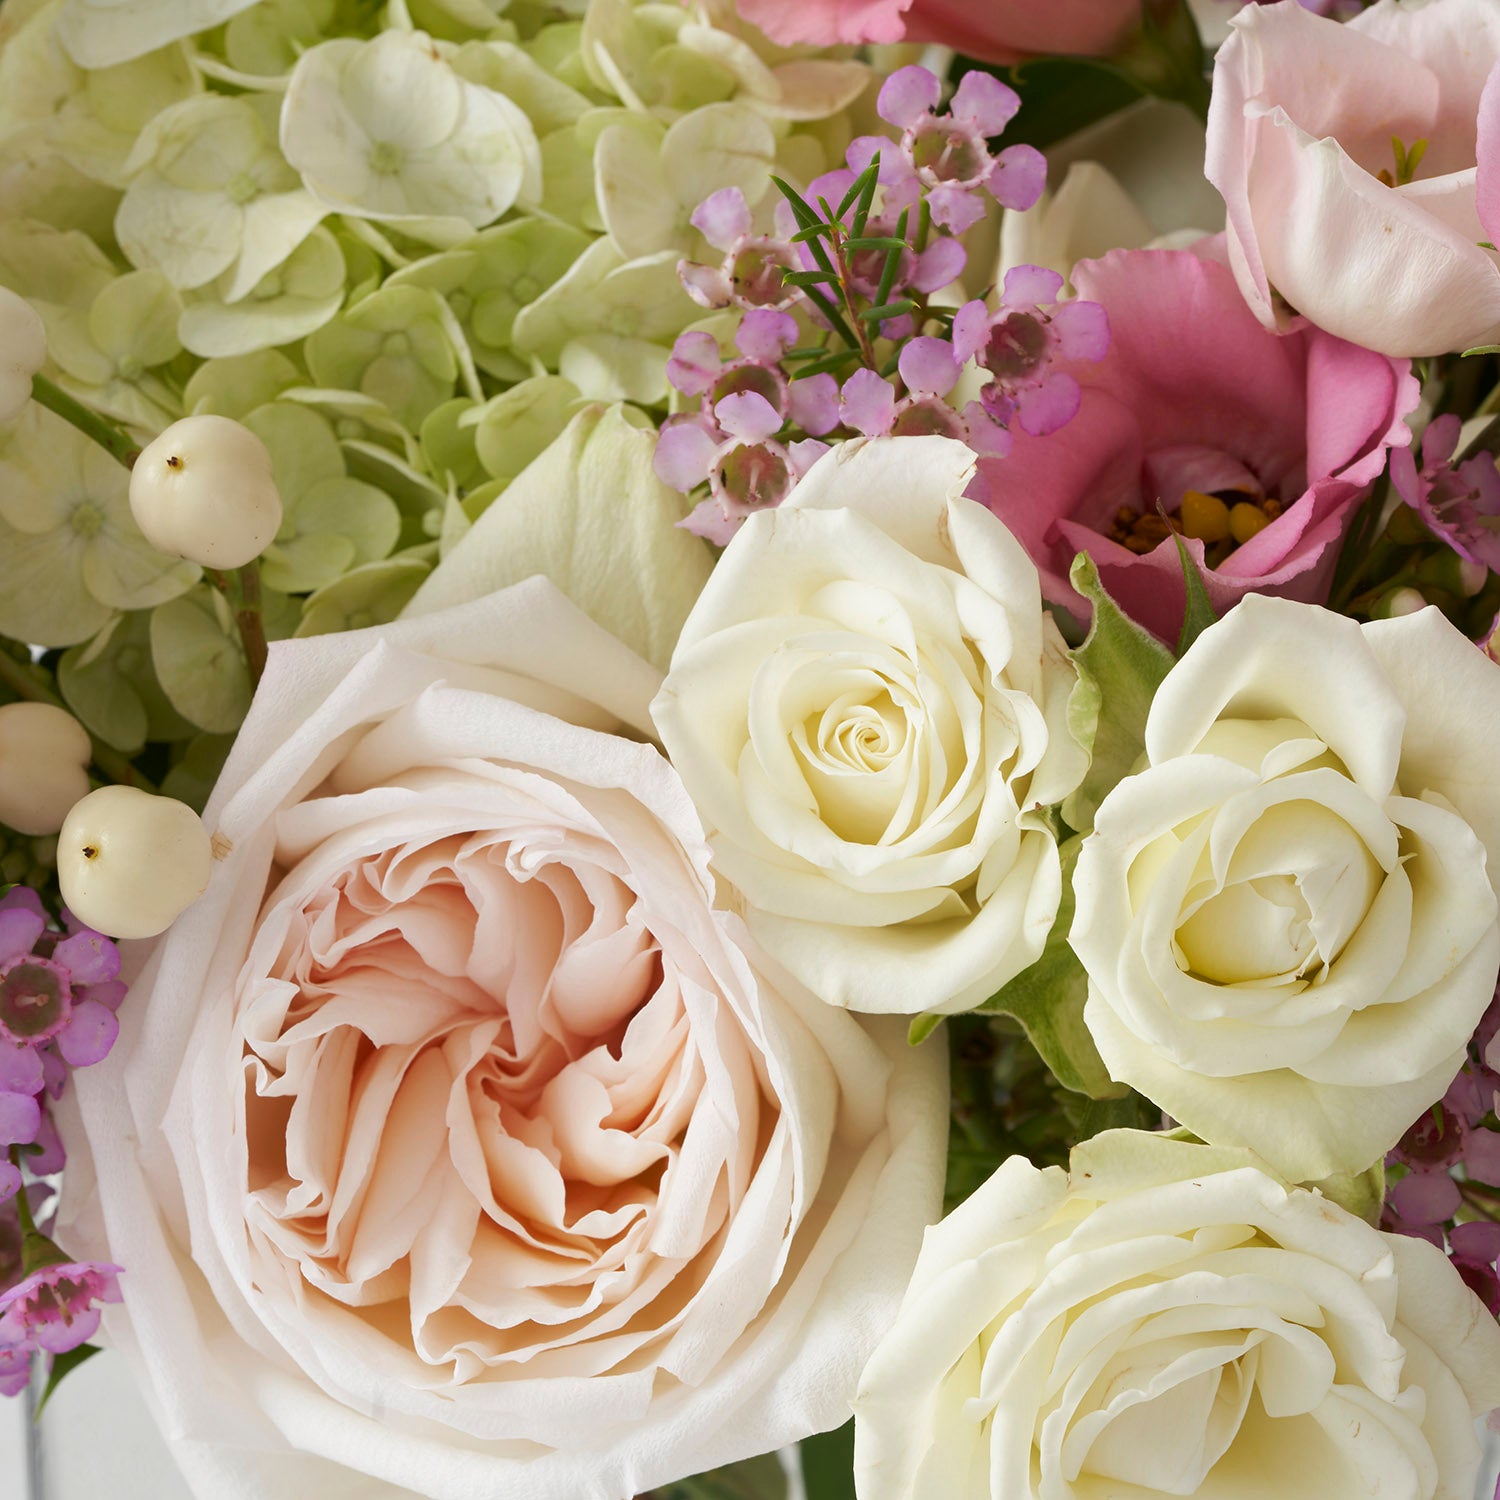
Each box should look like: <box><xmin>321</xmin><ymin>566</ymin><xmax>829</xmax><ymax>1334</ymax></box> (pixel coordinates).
<box><xmin>898</xmin><ymin>337</ymin><xmax>960</xmax><ymax>398</ymax></box>
<box><xmin>735</xmin><ymin>309</ymin><xmax>799</xmax><ymax>363</ymax></box>
<box><xmin>950</xmin><ymin>72</ymin><xmax>1021</xmax><ymax>135</ymax></box>
<box><xmin>1477</xmin><ymin>60</ymin><xmax>1500</xmax><ymax>247</ymax></box>
<box><xmin>951</xmin><ymin>300</ymin><xmax>991</xmax><ymax>365</ymax></box>
<box><xmin>925</xmin><ymin>184</ymin><xmax>985</xmax><ymax>236</ymax></box>
<box><xmin>988</xmin><ymin>144</ymin><xmax>1047</xmax><ymax>212</ymax></box>
<box><xmin>911</xmin><ymin>236</ymin><xmax>966</xmax><ymax>293</ymax></box>
<box><xmin>734</xmin><ymin>0</ymin><xmax>913</xmax><ymax>46</ymax></box>
<box><xmin>787</xmin><ymin>373</ymin><xmax>841</xmax><ymax>436</ymax></box>
<box><xmin>1001</xmin><ymin>263</ymin><xmax>1065</xmax><ymax>308</ymax></box>
<box><xmin>654</xmin><ymin>422</ymin><xmax>720</xmax><ymax>492</ymax></box>
<box><xmin>877</xmin><ymin>65</ymin><xmax>941</xmax><ymax>131</ymax></box>
<box><xmin>667</xmin><ymin>333</ymin><xmax>723</xmax><ymax>397</ymax></box>
<box><xmin>691</xmin><ymin>188</ymin><xmax>753</xmax><ymax>250</ymax></box>
<box><xmin>1014</xmin><ymin>372</ymin><xmax>1080</xmax><ymax>437</ymax></box>
<box><xmin>839</xmin><ymin>369</ymin><xmax>896</xmax><ymax>436</ymax></box>
<box><xmin>715</xmin><ymin>390</ymin><xmax>783</xmax><ymax>444</ymax></box>
<box><xmin>1050</xmin><ymin>299</ymin><xmax>1110</xmax><ymax>361</ymax></box>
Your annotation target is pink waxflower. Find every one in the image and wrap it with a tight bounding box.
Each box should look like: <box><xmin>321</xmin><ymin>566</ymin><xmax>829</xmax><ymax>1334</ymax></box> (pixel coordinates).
<box><xmin>952</xmin><ymin>265</ymin><xmax>1109</xmax><ymax>438</ymax></box>
<box><xmin>0</xmin><ymin>889</ymin><xmax>121</xmax><ymax>1071</ymax></box>
<box><xmin>656</xmin><ymin>390</ymin><xmax>827</xmax><ymax>545</ymax></box>
<box><xmin>733</xmin><ymin>0</ymin><xmax>1143</xmax><ymax>64</ymax></box>
<box><xmin>677</xmin><ymin>189</ymin><xmax>798</xmax><ymax>312</ymax></box>
<box><xmin>848</xmin><ymin>68</ymin><xmax>1045</xmax><ymax>233</ymax></box>
<box><xmin>970</xmin><ymin>245</ymin><xmax>1420</xmax><ymax>643</ymax></box>
<box><xmin>0</xmin><ymin>1259</ymin><xmax>122</xmax><ymax>1356</ymax></box>
<box><xmin>1391</xmin><ymin>415</ymin><xmax>1500</xmax><ymax>573</ymax></box>
<box><xmin>837</xmin><ymin>345</ymin><xmax>1011</xmax><ymax>455</ymax></box>
<box><xmin>666</xmin><ymin>312</ymin><xmax>840</xmax><ymax>438</ymax></box>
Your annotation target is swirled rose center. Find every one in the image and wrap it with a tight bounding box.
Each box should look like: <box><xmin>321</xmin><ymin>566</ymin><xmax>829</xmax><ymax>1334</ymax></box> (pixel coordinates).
<box><xmin>239</xmin><ymin>815</ymin><xmax>772</xmax><ymax>1382</ymax></box>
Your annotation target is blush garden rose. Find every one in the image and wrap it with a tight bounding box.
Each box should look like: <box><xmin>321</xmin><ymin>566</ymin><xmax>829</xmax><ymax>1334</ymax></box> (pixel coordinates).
<box><xmin>854</xmin><ymin>1132</ymin><xmax>1500</xmax><ymax>1500</ymax></box>
<box><xmin>1072</xmin><ymin>595</ymin><xmax>1500</xmax><ymax>1182</ymax></box>
<box><xmin>60</xmin><ymin>579</ymin><xmax>946</xmax><ymax>1500</ymax></box>
<box><xmin>652</xmin><ymin>437</ymin><xmax>1087</xmax><ymax>1017</ymax></box>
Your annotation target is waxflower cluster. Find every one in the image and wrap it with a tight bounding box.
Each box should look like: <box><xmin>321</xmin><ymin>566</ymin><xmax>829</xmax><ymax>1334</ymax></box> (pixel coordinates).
<box><xmin>0</xmin><ymin>886</ymin><xmax>124</xmax><ymax>1396</ymax></box>
<box><xmin>656</xmin><ymin>64</ymin><xmax>1110</xmax><ymax>543</ymax></box>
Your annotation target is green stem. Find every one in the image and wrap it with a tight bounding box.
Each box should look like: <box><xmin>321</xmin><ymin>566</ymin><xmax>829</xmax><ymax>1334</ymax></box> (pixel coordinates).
<box><xmin>9</xmin><ymin>1148</ymin><xmax>35</xmax><ymax>1236</ymax></box>
<box><xmin>0</xmin><ymin>648</ymin><xmax>157</xmax><ymax>794</ymax></box>
<box><xmin>209</xmin><ymin>564</ymin><xmax>268</xmax><ymax>690</ymax></box>
<box><xmin>29</xmin><ymin>376</ymin><xmax>141</xmax><ymax>470</ymax></box>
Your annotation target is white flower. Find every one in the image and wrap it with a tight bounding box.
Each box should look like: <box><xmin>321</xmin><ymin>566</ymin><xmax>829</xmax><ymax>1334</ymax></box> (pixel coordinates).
<box><xmin>652</xmin><ymin>436</ymin><xmax>1086</xmax><ymax>1016</ymax></box>
<box><xmin>855</xmin><ymin>1131</ymin><xmax>1500</xmax><ymax>1500</ymax></box>
<box><xmin>1073</xmin><ymin>596</ymin><xmax>1500</xmax><ymax>1181</ymax></box>
<box><xmin>60</xmin><ymin>580</ymin><xmax>946</xmax><ymax>1500</ymax></box>
<box><xmin>280</xmin><ymin>30</ymin><xmax>541</xmax><ymax>233</ymax></box>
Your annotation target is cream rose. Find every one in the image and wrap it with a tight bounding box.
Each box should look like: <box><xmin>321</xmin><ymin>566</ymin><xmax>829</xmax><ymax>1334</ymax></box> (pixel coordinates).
<box><xmin>652</xmin><ymin>437</ymin><xmax>1086</xmax><ymax>1017</ymax></box>
<box><xmin>1072</xmin><ymin>596</ymin><xmax>1500</xmax><ymax>1182</ymax></box>
<box><xmin>854</xmin><ymin>1131</ymin><xmax>1500</xmax><ymax>1500</ymax></box>
<box><xmin>58</xmin><ymin>579</ymin><xmax>946</xmax><ymax>1500</ymax></box>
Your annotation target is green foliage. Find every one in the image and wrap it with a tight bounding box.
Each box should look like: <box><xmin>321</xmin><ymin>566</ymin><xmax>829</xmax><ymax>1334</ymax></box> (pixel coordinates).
<box><xmin>33</xmin><ymin>1344</ymin><xmax>101</xmax><ymax>1421</ymax></box>
<box><xmin>1172</xmin><ymin>533</ymin><xmax>1218</xmax><ymax>657</ymax></box>
<box><xmin>801</xmin><ymin>1421</ymin><xmax>857</xmax><ymax>1500</ymax></box>
<box><xmin>1061</xmin><ymin>553</ymin><xmax>1174</xmax><ymax>836</ymax></box>
<box><xmin>971</xmin><ymin>838</ymin><xmax>1123</xmax><ymax>1100</ymax></box>
<box><xmin>657</xmin><ymin>1451</ymin><xmax>789</xmax><ymax>1500</ymax></box>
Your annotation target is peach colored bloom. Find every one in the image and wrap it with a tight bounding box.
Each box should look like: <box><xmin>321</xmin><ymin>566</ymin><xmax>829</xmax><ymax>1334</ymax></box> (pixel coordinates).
<box><xmin>61</xmin><ymin>580</ymin><xmax>946</xmax><ymax>1500</ymax></box>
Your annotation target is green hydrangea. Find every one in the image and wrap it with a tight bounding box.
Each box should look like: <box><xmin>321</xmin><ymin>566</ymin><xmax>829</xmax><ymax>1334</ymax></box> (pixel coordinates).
<box><xmin>0</xmin><ymin>0</ymin><xmax>876</xmax><ymax>753</ymax></box>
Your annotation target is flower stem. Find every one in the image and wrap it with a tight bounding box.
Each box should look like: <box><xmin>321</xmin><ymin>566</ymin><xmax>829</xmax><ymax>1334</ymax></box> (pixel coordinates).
<box><xmin>0</xmin><ymin>649</ymin><xmax>157</xmax><ymax>794</ymax></box>
<box><xmin>209</xmin><ymin>564</ymin><xmax>268</xmax><ymax>690</ymax></box>
<box><xmin>28</xmin><ymin>377</ymin><xmax>141</xmax><ymax>470</ymax></box>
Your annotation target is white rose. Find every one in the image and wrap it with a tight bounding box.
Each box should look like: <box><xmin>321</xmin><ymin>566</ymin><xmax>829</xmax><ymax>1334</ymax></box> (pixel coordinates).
<box><xmin>855</xmin><ymin>1131</ymin><xmax>1500</xmax><ymax>1500</ymax></box>
<box><xmin>652</xmin><ymin>437</ymin><xmax>1087</xmax><ymax>1016</ymax></box>
<box><xmin>1072</xmin><ymin>596</ymin><xmax>1500</xmax><ymax>1182</ymax></box>
<box><xmin>58</xmin><ymin>579</ymin><xmax>946</xmax><ymax>1500</ymax></box>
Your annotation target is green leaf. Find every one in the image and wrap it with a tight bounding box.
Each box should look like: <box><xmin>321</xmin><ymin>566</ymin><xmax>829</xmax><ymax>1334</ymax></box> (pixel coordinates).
<box><xmin>1171</xmin><ymin>533</ymin><xmax>1218</xmax><ymax>657</ymax></box>
<box><xmin>150</xmin><ymin>588</ymin><xmax>252</xmax><ymax>735</ymax></box>
<box><xmin>659</xmin><ymin>1451</ymin><xmax>789</xmax><ymax>1500</ymax></box>
<box><xmin>1311</xmin><ymin>1159</ymin><xmax>1387</xmax><ymax>1225</ymax></box>
<box><xmin>908</xmin><ymin>1013</ymin><xmax>942</xmax><ymax>1047</ymax></box>
<box><xmin>1061</xmin><ymin>552</ymin><xmax>1174</xmax><ymax>836</ymax></box>
<box><xmin>801</xmin><ymin>1420</ymin><xmax>856</xmax><ymax>1500</ymax></box>
<box><xmin>33</xmin><ymin>1343</ymin><xmax>100</xmax><ymax>1421</ymax></box>
<box><xmin>972</xmin><ymin>837</ymin><xmax>1123</xmax><ymax>1099</ymax></box>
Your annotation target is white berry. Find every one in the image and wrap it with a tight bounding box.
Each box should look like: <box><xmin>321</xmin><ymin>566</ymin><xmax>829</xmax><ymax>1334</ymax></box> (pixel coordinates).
<box><xmin>58</xmin><ymin>785</ymin><xmax>212</xmax><ymax>939</ymax></box>
<box><xmin>0</xmin><ymin>701</ymin><xmax>92</xmax><ymax>836</ymax></box>
<box><xmin>129</xmin><ymin>414</ymin><xmax>283</xmax><ymax>570</ymax></box>
<box><xmin>0</xmin><ymin>286</ymin><xmax>46</xmax><ymax>423</ymax></box>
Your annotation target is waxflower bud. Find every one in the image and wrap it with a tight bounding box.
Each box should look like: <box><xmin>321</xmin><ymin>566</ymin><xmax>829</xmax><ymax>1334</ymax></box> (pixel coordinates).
<box><xmin>58</xmin><ymin>785</ymin><xmax>212</xmax><ymax>940</ymax></box>
<box><xmin>0</xmin><ymin>287</ymin><xmax>46</xmax><ymax>424</ymax></box>
<box><xmin>0</xmin><ymin>702</ymin><xmax>92</xmax><ymax>836</ymax></box>
<box><xmin>129</xmin><ymin>414</ymin><xmax>283</xmax><ymax>570</ymax></box>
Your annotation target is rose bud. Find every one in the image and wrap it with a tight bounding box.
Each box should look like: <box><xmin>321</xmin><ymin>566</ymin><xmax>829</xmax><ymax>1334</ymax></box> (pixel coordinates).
<box><xmin>0</xmin><ymin>701</ymin><xmax>92</xmax><ymax>836</ymax></box>
<box><xmin>0</xmin><ymin>286</ymin><xmax>46</xmax><ymax>423</ymax></box>
<box><xmin>129</xmin><ymin>414</ymin><xmax>283</xmax><ymax>570</ymax></box>
<box><xmin>58</xmin><ymin>785</ymin><xmax>212</xmax><ymax>939</ymax></box>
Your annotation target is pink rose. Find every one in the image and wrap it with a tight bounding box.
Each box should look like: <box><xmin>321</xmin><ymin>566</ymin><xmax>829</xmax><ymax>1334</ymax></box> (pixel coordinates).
<box><xmin>734</xmin><ymin>0</ymin><xmax>1141</xmax><ymax>62</ymax></box>
<box><xmin>1207</xmin><ymin>0</ymin><xmax>1500</xmax><ymax>357</ymax></box>
<box><xmin>970</xmin><ymin>246</ymin><xmax>1419</xmax><ymax>643</ymax></box>
<box><xmin>58</xmin><ymin>581</ymin><xmax>946</xmax><ymax>1500</ymax></box>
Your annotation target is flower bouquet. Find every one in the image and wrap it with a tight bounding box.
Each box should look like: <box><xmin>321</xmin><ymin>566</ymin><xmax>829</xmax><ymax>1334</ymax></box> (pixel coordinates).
<box><xmin>3</xmin><ymin>0</ymin><xmax>1500</xmax><ymax>1497</ymax></box>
